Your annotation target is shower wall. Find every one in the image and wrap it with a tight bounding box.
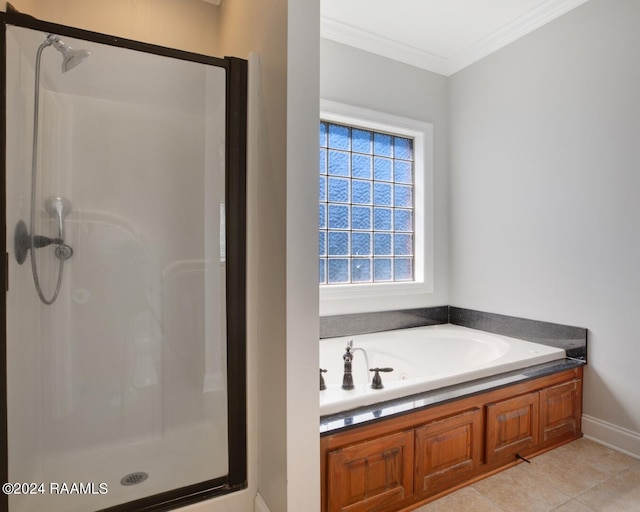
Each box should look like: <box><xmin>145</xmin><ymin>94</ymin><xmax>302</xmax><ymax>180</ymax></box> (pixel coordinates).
<box><xmin>6</xmin><ymin>29</ymin><xmax>40</xmax><ymax>492</ymax></box>
<box><xmin>6</xmin><ymin>25</ymin><xmax>229</xmax><ymax>511</ymax></box>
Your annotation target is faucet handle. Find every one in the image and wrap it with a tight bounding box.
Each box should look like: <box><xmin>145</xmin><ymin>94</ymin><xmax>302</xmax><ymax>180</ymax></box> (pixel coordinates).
<box><xmin>319</xmin><ymin>369</ymin><xmax>327</xmax><ymax>391</ymax></box>
<box><xmin>343</xmin><ymin>344</ymin><xmax>353</xmax><ymax>362</ymax></box>
<box><xmin>369</xmin><ymin>367</ymin><xmax>394</xmax><ymax>389</ymax></box>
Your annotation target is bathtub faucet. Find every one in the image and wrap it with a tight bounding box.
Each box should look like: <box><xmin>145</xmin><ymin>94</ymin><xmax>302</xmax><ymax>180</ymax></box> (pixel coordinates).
<box><xmin>341</xmin><ymin>344</ymin><xmax>355</xmax><ymax>390</ymax></box>
<box><xmin>369</xmin><ymin>367</ymin><xmax>394</xmax><ymax>389</ymax></box>
<box><xmin>342</xmin><ymin>340</ymin><xmax>371</xmax><ymax>389</ymax></box>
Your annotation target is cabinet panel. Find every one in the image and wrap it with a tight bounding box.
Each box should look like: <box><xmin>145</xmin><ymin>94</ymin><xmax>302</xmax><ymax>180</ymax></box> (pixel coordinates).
<box><xmin>321</xmin><ymin>368</ymin><xmax>583</xmax><ymax>512</ymax></box>
<box><xmin>486</xmin><ymin>392</ymin><xmax>539</xmax><ymax>463</ymax></box>
<box><xmin>414</xmin><ymin>408</ymin><xmax>482</xmax><ymax>496</ymax></box>
<box><xmin>540</xmin><ymin>379</ymin><xmax>582</xmax><ymax>443</ymax></box>
<box><xmin>327</xmin><ymin>430</ymin><xmax>414</xmax><ymax>512</ymax></box>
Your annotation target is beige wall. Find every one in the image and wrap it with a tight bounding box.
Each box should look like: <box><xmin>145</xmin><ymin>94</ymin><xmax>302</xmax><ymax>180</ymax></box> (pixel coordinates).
<box><xmin>217</xmin><ymin>0</ymin><xmax>321</xmax><ymax>509</ymax></box>
<box><xmin>2</xmin><ymin>0</ymin><xmax>37</xmax><ymax>15</ymax></box>
<box><xmin>4</xmin><ymin>0</ymin><xmax>219</xmax><ymax>55</ymax></box>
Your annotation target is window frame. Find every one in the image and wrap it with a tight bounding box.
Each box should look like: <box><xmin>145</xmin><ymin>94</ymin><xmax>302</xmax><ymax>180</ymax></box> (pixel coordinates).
<box><xmin>319</xmin><ymin>99</ymin><xmax>434</xmax><ymax>309</ymax></box>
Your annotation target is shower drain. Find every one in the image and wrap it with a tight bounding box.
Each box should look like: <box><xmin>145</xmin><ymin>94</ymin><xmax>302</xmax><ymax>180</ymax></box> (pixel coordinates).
<box><xmin>120</xmin><ymin>472</ymin><xmax>149</xmax><ymax>486</ymax></box>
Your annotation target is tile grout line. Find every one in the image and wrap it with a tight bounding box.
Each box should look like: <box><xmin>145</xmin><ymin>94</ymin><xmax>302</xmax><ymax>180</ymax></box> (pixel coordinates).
<box><xmin>550</xmin><ymin>498</ymin><xmax>599</xmax><ymax>512</ymax></box>
<box><xmin>470</xmin><ymin>486</ymin><xmax>510</xmax><ymax>512</ymax></box>
<box><xmin>422</xmin><ymin>439</ymin><xmax>638</xmax><ymax>511</ymax></box>
<box><xmin>546</xmin><ymin>454</ymin><xmax>639</xmax><ymax>511</ymax></box>
<box><xmin>530</xmin><ymin>440</ymin><xmax>640</xmax><ymax>500</ymax></box>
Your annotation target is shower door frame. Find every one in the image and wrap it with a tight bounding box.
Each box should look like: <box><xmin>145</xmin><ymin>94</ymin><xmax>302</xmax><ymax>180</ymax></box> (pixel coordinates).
<box><xmin>0</xmin><ymin>10</ymin><xmax>248</xmax><ymax>512</ymax></box>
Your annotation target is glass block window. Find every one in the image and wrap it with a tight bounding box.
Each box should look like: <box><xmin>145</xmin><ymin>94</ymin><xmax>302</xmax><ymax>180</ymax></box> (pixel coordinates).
<box><xmin>319</xmin><ymin>121</ymin><xmax>414</xmax><ymax>285</ymax></box>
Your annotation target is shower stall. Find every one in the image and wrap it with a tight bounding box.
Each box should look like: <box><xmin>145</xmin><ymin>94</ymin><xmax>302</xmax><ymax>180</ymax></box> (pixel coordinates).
<box><xmin>2</xmin><ymin>11</ymin><xmax>247</xmax><ymax>512</ymax></box>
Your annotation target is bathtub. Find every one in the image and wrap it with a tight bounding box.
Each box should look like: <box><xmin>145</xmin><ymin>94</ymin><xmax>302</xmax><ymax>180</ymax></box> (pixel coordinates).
<box><xmin>319</xmin><ymin>324</ymin><xmax>566</xmax><ymax>416</ymax></box>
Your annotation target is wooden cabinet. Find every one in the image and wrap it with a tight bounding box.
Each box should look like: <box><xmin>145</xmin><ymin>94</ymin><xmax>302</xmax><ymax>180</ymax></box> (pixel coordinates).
<box><xmin>485</xmin><ymin>377</ymin><xmax>583</xmax><ymax>462</ymax></box>
<box><xmin>326</xmin><ymin>430</ymin><xmax>414</xmax><ymax>512</ymax></box>
<box><xmin>486</xmin><ymin>392</ymin><xmax>539</xmax><ymax>463</ymax></box>
<box><xmin>321</xmin><ymin>367</ymin><xmax>583</xmax><ymax>512</ymax></box>
<box><xmin>539</xmin><ymin>379</ymin><xmax>582</xmax><ymax>444</ymax></box>
<box><xmin>414</xmin><ymin>408</ymin><xmax>482</xmax><ymax>496</ymax></box>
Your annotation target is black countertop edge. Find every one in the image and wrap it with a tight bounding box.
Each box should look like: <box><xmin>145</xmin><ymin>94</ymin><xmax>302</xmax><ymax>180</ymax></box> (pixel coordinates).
<box><xmin>450</xmin><ymin>307</ymin><xmax>588</xmax><ymax>362</ymax></box>
<box><xmin>320</xmin><ymin>358</ymin><xmax>584</xmax><ymax>435</ymax></box>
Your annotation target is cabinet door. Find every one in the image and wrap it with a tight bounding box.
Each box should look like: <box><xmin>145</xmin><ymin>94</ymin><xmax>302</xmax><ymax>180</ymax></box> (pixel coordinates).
<box><xmin>486</xmin><ymin>392</ymin><xmax>539</xmax><ymax>463</ymax></box>
<box><xmin>414</xmin><ymin>408</ymin><xmax>482</xmax><ymax>496</ymax></box>
<box><xmin>326</xmin><ymin>430</ymin><xmax>414</xmax><ymax>512</ymax></box>
<box><xmin>540</xmin><ymin>379</ymin><xmax>582</xmax><ymax>443</ymax></box>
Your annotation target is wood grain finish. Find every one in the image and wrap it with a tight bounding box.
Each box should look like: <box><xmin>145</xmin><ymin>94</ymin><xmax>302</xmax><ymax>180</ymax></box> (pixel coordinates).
<box><xmin>321</xmin><ymin>367</ymin><xmax>583</xmax><ymax>512</ymax></box>
<box><xmin>486</xmin><ymin>392</ymin><xmax>539</xmax><ymax>463</ymax></box>
<box><xmin>414</xmin><ymin>408</ymin><xmax>482</xmax><ymax>496</ymax></box>
<box><xmin>327</xmin><ymin>430</ymin><xmax>414</xmax><ymax>512</ymax></box>
<box><xmin>540</xmin><ymin>379</ymin><xmax>582</xmax><ymax>443</ymax></box>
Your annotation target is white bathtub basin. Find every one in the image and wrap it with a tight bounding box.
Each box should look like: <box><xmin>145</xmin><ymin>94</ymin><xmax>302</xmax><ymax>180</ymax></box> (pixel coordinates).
<box><xmin>319</xmin><ymin>324</ymin><xmax>566</xmax><ymax>416</ymax></box>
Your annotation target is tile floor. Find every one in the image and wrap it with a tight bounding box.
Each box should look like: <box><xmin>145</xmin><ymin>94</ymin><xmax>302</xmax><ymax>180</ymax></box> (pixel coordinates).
<box><xmin>415</xmin><ymin>438</ymin><xmax>640</xmax><ymax>512</ymax></box>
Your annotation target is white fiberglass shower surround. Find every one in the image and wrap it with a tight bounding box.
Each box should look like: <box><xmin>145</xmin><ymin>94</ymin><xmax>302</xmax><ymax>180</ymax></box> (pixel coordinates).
<box><xmin>2</xmin><ymin>11</ymin><xmax>247</xmax><ymax>512</ymax></box>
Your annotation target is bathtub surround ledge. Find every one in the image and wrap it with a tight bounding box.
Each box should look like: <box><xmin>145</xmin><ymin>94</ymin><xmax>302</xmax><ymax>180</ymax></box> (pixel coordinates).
<box><xmin>449</xmin><ymin>307</ymin><xmax>588</xmax><ymax>362</ymax></box>
<box><xmin>320</xmin><ymin>324</ymin><xmax>567</xmax><ymax>417</ymax></box>
<box><xmin>319</xmin><ymin>309</ymin><xmax>587</xmax><ymax>511</ymax></box>
<box><xmin>320</xmin><ymin>358</ymin><xmax>583</xmax><ymax>434</ymax></box>
<box><xmin>319</xmin><ymin>306</ymin><xmax>587</xmax><ymax>433</ymax></box>
<box><xmin>320</xmin><ymin>306</ymin><xmax>588</xmax><ymax>361</ymax></box>
<box><xmin>319</xmin><ymin>306</ymin><xmax>449</xmax><ymax>338</ymax></box>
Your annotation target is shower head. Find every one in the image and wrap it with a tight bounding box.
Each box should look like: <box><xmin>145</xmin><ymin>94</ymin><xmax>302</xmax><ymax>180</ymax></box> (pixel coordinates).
<box><xmin>44</xmin><ymin>196</ymin><xmax>72</xmax><ymax>219</ymax></box>
<box><xmin>44</xmin><ymin>196</ymin><xmax>72</xmax><ymax>242</ymax></box>
<box><xmin>46</xmin><ymin>34</ymin><xmax>91</xmax><ymax>73</ymax></box>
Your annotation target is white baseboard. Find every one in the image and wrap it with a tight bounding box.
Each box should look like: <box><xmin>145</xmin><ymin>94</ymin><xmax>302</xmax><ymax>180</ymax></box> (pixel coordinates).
<box><xmin>255</xmin><ymin>493</ymin><xmax>271</xmax><ymax>512</ymax></box>
<box><xmin>582</xmin><ymin>414</ymin><xmax>640</xmax><ymax>460</ymax></box>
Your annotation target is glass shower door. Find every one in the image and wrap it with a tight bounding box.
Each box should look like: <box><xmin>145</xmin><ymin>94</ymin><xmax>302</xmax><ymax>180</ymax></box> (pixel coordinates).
<box><xmin>3</xmin><ymin>17</ymin><xmax>246</xmax><ymax>512</ymax></box>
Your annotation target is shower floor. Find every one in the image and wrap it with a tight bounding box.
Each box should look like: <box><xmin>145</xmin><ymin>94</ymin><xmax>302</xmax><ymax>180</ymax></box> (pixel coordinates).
<box><xmin>11</xmin><ymin>420</ymin><xmax>227</xmax><ymax>512</ymax></box>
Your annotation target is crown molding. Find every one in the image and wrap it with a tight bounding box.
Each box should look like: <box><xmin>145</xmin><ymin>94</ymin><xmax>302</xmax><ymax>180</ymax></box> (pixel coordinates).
<box><xmin>320</xmin><ymin>17</ymin><xmax>449</xmax><ymax>76</ymax></box>
<box><xmin>447</xmin><ymin>0</ymin><xmax>591</xmax><ymax>74</ymax></box>
<box><xmin>321</xmin><ymin>0</ymin><xmax>591</xmax><ymax>76</ymax></box>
